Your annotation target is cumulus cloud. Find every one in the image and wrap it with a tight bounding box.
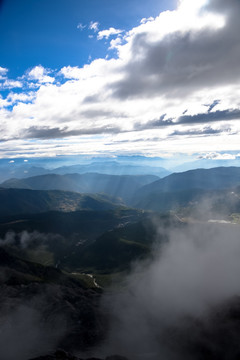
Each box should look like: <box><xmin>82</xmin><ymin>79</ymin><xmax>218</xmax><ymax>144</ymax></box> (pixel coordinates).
<box><xmin>1</xmin><ymin>79</ymin><xmax>22</xmax><ymax>89</ymax></box>
<box><xmin>109</xmin><ymin>37</ymin><xmax>122</xmax><ymax>50</ymax></box>
<box><xmin>59</xmin><ymin>66</ymin><xmax>82</xmax><ymax>79</ymax></box>
<box><xmin>140</xmin><ymin>16</ymin><xmax>154</xmax><ymax>24</ymax></box>
<box><xmin>27</xmin><ymin>65</ymin><xmax>55</xmax><ymax>84</ymax></box>
<box><xmin>7</xmin><ymin>92</ymin><xmax>35</xmax><ymax>104</ymax></box>
<box><xmin>1</xmin><ymin>0</ymin><xmax>240</xmax><ymax>157</ymax></box>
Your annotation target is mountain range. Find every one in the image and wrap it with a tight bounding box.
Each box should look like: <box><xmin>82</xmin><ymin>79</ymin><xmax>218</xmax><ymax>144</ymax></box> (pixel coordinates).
<box><xmin>3</xmin><ymin>167</ymin><xmax>240</xmax><ymax>214</ymax></box>
<box><xmin>0</xmin><ymin>160</ymin><xmax>170</xmax><ymax>182</ymax></box>
<box><xmin>1</xmin><ymin>164</ymin><xmax>240</xmax><ymax>359</ymax></box>
<box><xmin>132</xmin><ymin>166</ymin><xmax>240</xmax><ymax>211</ymax></box>
<box><xmin>1</xmin><ymin>173</ymin><xmax>158</xmax><ymax>203</ymax></box>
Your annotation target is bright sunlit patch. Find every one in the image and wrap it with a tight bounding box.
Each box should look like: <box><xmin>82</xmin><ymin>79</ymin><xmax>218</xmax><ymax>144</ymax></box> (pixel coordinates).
<box><xmin>178</xmin><ymin>0</ymin><xmax>209</xmax><ymax>14</ymax></box>
<box><xmin>178</xmin><ymin>0</ymin><xmax>225</xmax><ymax>30</ymax></box>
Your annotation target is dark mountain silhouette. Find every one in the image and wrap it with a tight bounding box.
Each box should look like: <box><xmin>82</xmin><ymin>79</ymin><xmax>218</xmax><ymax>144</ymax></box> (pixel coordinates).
<box><xmin>29</xmin><ymin>350</ymin><xmax>128</xmax><ymax>360</ymax></box>
<box><xmin>29</xmin><ymin>349</ymin><xmax>128</xmax><ymax>360</ymax></box>
<box><xmin>0</xmin><ymin>188</ymin><xmax>123</xmax><ymax>216</ymax></box>
<box><xmin>1</xmin><ymin>173</ymin><xmax>158</xmax><ymax>203</ymax></box>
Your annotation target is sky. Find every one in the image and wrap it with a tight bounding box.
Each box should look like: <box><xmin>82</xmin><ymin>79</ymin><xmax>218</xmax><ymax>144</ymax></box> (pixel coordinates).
<box><xmin>0</xmin><ymin>0</ymin><xmax>240</xmax><ymax>162</ymax></box>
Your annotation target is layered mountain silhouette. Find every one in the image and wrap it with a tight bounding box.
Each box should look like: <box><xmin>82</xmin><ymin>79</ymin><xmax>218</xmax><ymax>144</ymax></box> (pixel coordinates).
<box><xmin>1</xmin><ymin>173</ymin><xmax>158</xmax><ymax>203</ymax></box>
<box><xmin>132</xmin><ymin>167</ymin><xmax>240</xmax><ymax>211</ymax></box>
<box><xmin>0</xmin><ymin>160</ymin><xmax>170</xmax><ymax>182</ymax></box>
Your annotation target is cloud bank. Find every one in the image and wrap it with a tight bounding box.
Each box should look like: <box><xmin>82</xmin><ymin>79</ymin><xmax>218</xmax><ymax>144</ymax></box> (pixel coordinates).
<box><xmin>101</xmin><ymin>220</ymin><xmax>240</xmax><ymax>359</ymax></box>
<box><xmin>0</xmin><ymin>0</ymin><xmax>240</xmax><ymax>158</ymax></box>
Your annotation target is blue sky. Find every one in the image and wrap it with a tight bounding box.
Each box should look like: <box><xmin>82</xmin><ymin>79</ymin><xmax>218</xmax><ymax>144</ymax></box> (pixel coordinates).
<box><xmin>0</xmin><ymin>0</ymin><xmax>174</xmax><ymax>77</ymax></box>
<box><xmin>0</xmin><ymin>0</ymin><xmax>240</xmax><ymax>163</ymax></box>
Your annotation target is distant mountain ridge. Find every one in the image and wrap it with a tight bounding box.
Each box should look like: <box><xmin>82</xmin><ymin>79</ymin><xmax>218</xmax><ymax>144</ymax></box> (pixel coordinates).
<box><xmin>172</xmin><ymin>158</ymin><xmax>240</xmax><ymax>172</ymax></box>
<box><xmin>132</xmin><ymin>166</ymin><xmax>240</xmax><ymax>211</ymax></box>
<box><xmin>1</xmin><ymin>173</ymin><xmax>158</xmax><ymax>203</ymax></box>
<box><xmin>0</xmin><ymin>160</ymin><xmax>170</xmax><ymax>182</ymax></box>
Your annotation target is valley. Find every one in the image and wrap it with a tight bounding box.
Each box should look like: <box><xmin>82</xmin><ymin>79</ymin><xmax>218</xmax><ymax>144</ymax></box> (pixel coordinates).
<box><xmin>1</xmin><ymin>165</ymin><xmax>240</xmax><ymax>359</ymax></box>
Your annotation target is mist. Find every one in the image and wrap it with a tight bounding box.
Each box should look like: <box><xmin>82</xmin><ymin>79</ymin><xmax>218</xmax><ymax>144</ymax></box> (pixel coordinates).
<box><xmin>0</xmin><ymin>290</ymin><xmax>67</xmax><ymax>360</ymax></box>
<box><xmin>0</xmin><ymin>230</ymin><xmax>64</xmax><ymax>249</ymax></box>
<box><xmin>99</xmin><ymin>220</ymin><xmax>240</xmax><ymax>359</ymax></box>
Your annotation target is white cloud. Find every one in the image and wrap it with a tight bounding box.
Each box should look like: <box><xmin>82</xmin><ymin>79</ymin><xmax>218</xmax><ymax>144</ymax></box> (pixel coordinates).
<box><xmin>59</xmin><ymin>66</ymin><xmax>82</xmax><ymax>79</ymax></box>
<box><xmin>27</xmin><ymin>65</ymin><xmax>55</xmax><ymax>84</ymax></box>
<box><xmin>140</xmin><ymin>17</ymin><xmax>154</xmax><ymax>24</ymax></box>
<box><xmin>89</xmin><ymin>21</ymin><xmax>99</xmax><ymax>32</ymax></box>
<box><xmin>109</xmin><ymin>37</ymin><xmax>123</xmax><ymax>50</ymax></box>
<box><xmin>2</xmin><ymin>79</ymin><xmax>22</xmax><ymax>89</ymax></box>
<box><xmin>0</xmin><ymin>66</ymin><xmax>8</xmax><ymax>80</ymax></box>
<box><xmin>97</xmin><ymin>27</ymin><xmax>123</xmax><ymax>40</ymax></box>
<box><xmin>0</xmin><ymin>95</ymin><xmax>9</xmax><ymax>109</ymax></box>
<box><xmin>1</xmin><ymin>0</ymin><xmax>240</xmax><ymax>158</ymax></box>
<box><xmin>7</xmin><ymin>92</ymin><xmax>35</xmax><ymax>104</ymax></box>
<box><xmin>199</xmin><ymin>152</ymin><xmax>237</xmax><ymax>160</ymax></box>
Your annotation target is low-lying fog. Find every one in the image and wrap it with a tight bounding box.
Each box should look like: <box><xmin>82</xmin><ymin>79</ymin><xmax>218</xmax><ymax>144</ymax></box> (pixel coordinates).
<box><xmin>1</xmin><ymin>208</ymin><xmax>240</xmax><ymax>359</ymax></box>
<box><xmin>98</xmin><ymin>220</ymin><xmax>240</xmax><ymax>360</ymax></box>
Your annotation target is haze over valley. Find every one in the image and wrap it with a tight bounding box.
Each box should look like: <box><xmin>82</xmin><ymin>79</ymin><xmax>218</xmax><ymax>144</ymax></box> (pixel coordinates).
<box><xmin>1</xmin><ymin>162</ymin><xmax>240</xmax><ymax>359</ymax></box>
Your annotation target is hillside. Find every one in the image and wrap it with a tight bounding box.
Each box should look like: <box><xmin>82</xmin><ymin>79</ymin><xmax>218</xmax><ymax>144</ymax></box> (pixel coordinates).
<box><xmin>1</xmin><ymin>173</ymin><xmax>159</xmax><ymax>203</ymax></box>
<box><xmin>0</xmin><ymin>210</ymin><xmax>180</xmax><ymax>275</ymax></box>
<box><xmin>0</xmin><ymin>247</ymin><xmax>105</xmax><ymax>359</ymax></box>
<box><xmin>133</xmin><ymin>167</ymin><xmax>240</xmax><ymax>211</ymax></box>
<box><xmin>0</xmin><ymin>188</ymin><xmax>123</xmax><ymax>216</ymax></box>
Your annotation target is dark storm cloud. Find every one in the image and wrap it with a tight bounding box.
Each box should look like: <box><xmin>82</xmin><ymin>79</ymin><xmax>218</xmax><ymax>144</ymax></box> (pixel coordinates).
<box><xmin>178</xmin><ymin>109</ymin><xmax>240</xmax><ymax>125</ymax></box>
<box><xmin>109</xmin><ymin>0</ymin><xmax>240</xmax><ymax>100</ymax></box>
<box><xmin>134</xmin><ymin>114</ymin><xmax>174</xmax><ymax>130</ymax></box>
<box><xmin>136</xmin><ymin>109</ymin><xmax>240</xmax><ymax>131</ymax></box>
<box><xmin>24</xmin><ymin>125</ymin><xmax>121</xmax><ymax>139</ymax></box>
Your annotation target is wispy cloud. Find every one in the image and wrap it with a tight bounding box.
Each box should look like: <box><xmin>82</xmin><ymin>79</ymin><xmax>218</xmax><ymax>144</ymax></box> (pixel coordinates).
<box><xmin>140</xmin><ymin>16</ymin><xmax>154</xmax><ymax>24</ymax></box>
<box><xmin>0</xmin><ymin>66</ymin><xmax>8</xmax><ymax>80</ymax></box>
<box><xmin>77</xmin><ymin>22</ymin><xmax>86</xmax><ymax>30</ymax></box>
<box><xmin>89</xmin><ymin>21</ymin><xmax>99</xmax><ymax>32</ymax></box>
<box><xmin>97</xmin><ymin>27</ymin><xmax>123</xmax><ymax>40</ymax></box>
